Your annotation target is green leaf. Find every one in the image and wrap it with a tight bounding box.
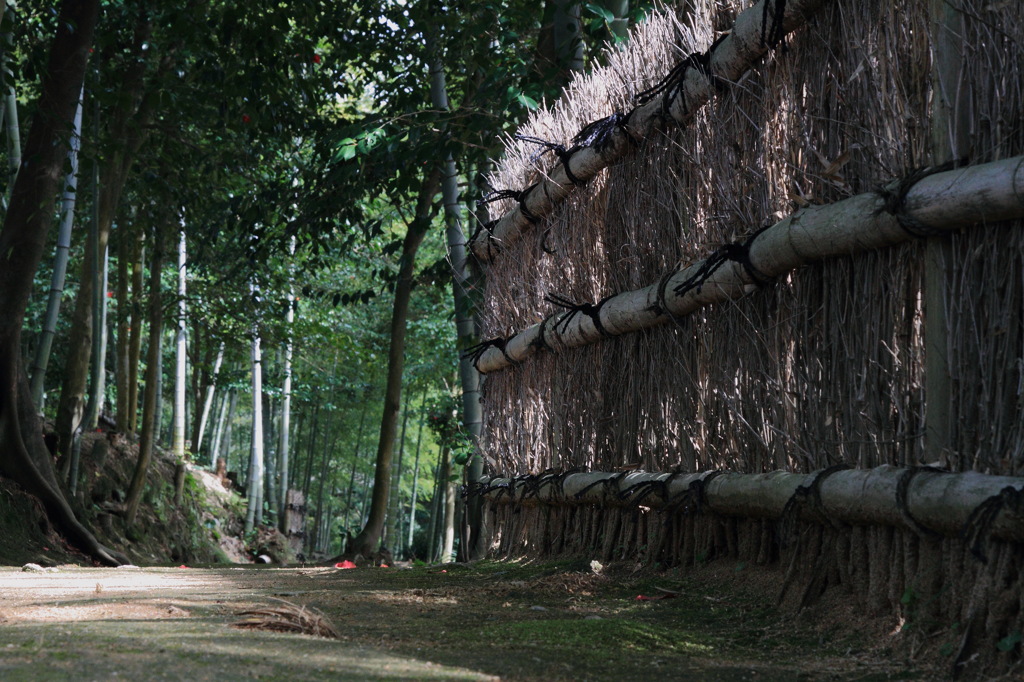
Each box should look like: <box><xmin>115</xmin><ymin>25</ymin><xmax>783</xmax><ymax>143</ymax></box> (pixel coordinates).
<box><xmin>996</xmin><ymin>631</ymin><xmax>1021</xmax><ymax>652</ymax></box>
<box><xmin>583</xmin><ymin>3</ymin><xmax>615</xmax><ymax>22</ymax></box>
<box><xmin>516</xmin><ymin>92</ymin><xmax>538</xmax><ymax>110</ymax></box>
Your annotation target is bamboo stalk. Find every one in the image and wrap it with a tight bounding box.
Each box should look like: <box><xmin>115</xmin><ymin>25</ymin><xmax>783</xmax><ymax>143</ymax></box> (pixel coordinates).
<box><xmin>473</xmin><ymin>156</ymin><xmax>1024</xmax><ymax>373</ymax></box>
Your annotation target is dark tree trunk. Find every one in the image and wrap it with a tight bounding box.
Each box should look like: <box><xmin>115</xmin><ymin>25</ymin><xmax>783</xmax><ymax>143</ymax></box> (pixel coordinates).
<box><xmin>0</xmin><ymin>0</ymin><xmax>125</xmax><ymax>566</ymax></box>
<box><xmin>348</xmin><ymin>168</ymin><xmax>441</xmax><ymax>557</ymax></box>
<box><xmin>124</xmin><ymin>221</ymin><xmax>166</xmax><ymax>528</ymax></box>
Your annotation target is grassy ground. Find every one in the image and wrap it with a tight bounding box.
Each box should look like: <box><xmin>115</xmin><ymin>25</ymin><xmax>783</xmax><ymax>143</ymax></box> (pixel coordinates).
<box><xmin>0</xmin><ymin>558</ymin><xmax>933</xmax><ymax>681</ymax></box>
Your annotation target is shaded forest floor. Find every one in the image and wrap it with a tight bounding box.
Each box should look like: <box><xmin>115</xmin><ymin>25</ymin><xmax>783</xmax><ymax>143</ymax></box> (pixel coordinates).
<box><xmin>0</xmin><ymin>559</ymin><xmax>936</xmax><ymax>681</ymax></box>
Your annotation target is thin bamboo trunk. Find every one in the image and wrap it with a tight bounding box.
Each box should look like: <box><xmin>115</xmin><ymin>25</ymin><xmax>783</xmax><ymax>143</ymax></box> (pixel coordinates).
<box><xmin>221</xmin><ymin>388</ymin><xmax>238</xmax><ymax>473</ymax></box>
<box><xmin>197</xmin><ymin>341</ymin><xmax>224</xmax><ymax>458</ymax></box>
<box><xmin>277</xmin><ymin>236</ymin><xmax>296</xmax><ymax>518</ymax></box>
<box><xmin>126</xmin><ymin>233</ymin><xmax>144</xmax><ymax>433</ymax></box>
<box><xmin>441</xmin><ymin>447</ymin><xmax>455</xmax><ymax>562</ymax></box>
<box><xmin>425</xmin><ymin>463</ymin><xmax>442</xmax><ymax>562</ymax></box>
<box><xmin>125</xmin><ymin>223</ymin><xmax>165</xmax><ymax>527</ymax></box>
<box><xmin>29</xmin><ymin>89</ymin><xmax>83</xmax><ymax>408</ymax></box>
<box><xmin>406</xmin><ymin>391</ymin><xmax>426</xmax><ymax>550</ymax></box>
<box><xmin>342</xmin><ymin>405</ymin><xmax>368</xmax><ymax>531</ymax></box>
<box><xmin>114</xmin><ymin>223</ymin><xmax>130</xmax><ymax>426</ymax></box>
<box><xmin>172</xmin><ymin>229</ymin><xmax>187</xmax><ymax>460</ymax></box>
<box><xmin>427</xmin><ymin>33</ymin><xmax>487</xmax><ymax>559</ymax></box>
<box><xmin>244</xmin><ymin>318</ymin><xmax>265</xmax><ymax>533</ymax></box>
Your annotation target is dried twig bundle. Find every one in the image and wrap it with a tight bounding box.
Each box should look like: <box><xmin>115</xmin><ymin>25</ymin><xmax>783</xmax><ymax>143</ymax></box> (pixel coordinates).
<box><xmin>232</xmin><ymin>598</ymin><xmax>340</xmax><ymax>639</ymax></box>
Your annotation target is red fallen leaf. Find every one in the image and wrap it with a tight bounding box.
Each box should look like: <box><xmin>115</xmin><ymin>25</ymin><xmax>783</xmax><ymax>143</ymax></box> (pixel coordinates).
<box><xmin>635</xmin><ymin>592</ymin><xmax>676</xmax><ymax>601</ymax></box>
<box><xmin>178</xmin><ymin>565</ymin><xmax>188</xmax><ymax>569</ymax></box>
<box><xmin>335</xmin><ymin>560</ymin><xmax>357</xmax><ymax>569</ymax></box>
<box><xmin>379</xmin><ymin>564</ymin><xmax>389</xmax><ymax>568</ymax></box>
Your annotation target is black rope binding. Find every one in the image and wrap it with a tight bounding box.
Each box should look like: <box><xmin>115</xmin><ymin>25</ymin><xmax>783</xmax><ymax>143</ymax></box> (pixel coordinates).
<box><xmin>760</xmin><ymin>0</ymin><xmax>789</xmax><ymax>50</ymax></box>
<box><xmin>961</xmin><ymin>485</ymin><xmax>1024</xmax><ymax>564</ymax></box>
<box><xmin>573</xmin><ymin>471</ymin><xmax>629</xmax><ymax>501</ymax></box>
<box><xmin>635</xmin><ymin>34</ymin><xmax>729</xmax><ymax>121</ymax></box>
<box><xmin>515</xmin><ymin>134</ymin><xmax>584</xmax><ymax>186</ymax></box>
<box><xmin>777</xmin><ymin>464</ymin><xmax>851</xmax><ymax>549</ymax></box>
<box><xmin>665</xmin><ymin>470</ymin><xmax>723</xmax><ymax>517</ymax></box>
<box><xmin>671</xmin><ymin>225</ymin><xmax>774</xmax><ymax>301</ymax></box>
<box><xmin>529</xmin><ymin>315</ymin><xmax>557</xmax><ymax>353</ymax></box>
<box><xmin>482</xmin><ymin>184</ymin><xmax>542</xmax><ymax>224</ymax></box>
<box><xmin>545</xmin><ymin>293</ymin><xmax>616</xmax><ymax>338</ymax></box>
<box><xmin>573</xmin><ymin>111</ymin><xmax>634</xmax><ymax>152</ymax></box>
<box><xmin>874</xmin><ymin>159</ymin><xmax>966</xmax><ymax>238</ymax></box>
<box><xmin>894</xmin><ymin>466</ymin><xmax>947</xmax><ymax>539</ymax></box>
<box><xmin>462</xmin><ymin>337</ymin><xmax>512</xmax><ymax>371</ymax></box>
<box><xmin>619</xmin><ymin>471</ymin><xmax>683</xmax><ymax>507</ymax></box>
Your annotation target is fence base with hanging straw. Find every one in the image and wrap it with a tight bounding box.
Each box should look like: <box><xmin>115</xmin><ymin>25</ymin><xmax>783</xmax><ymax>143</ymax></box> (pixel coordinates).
<box><xmin>470</xmin><ymin>465</ymin><xmax>1024</xmax><ymax>552</ymax></box>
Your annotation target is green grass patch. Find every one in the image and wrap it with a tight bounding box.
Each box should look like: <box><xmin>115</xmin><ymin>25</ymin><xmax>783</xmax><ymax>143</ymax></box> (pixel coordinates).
<box><xmin>471</xmin><ymin>617</ymin><xmax>715</xmax><ymax>656</ymax></box>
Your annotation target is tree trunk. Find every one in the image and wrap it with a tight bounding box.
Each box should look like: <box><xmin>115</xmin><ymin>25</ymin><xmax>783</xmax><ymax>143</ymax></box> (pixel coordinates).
<box><xmin>553</xmin><ymin>1</ymin><xmax>585</xmax><ymax>75</ymax></box>
<box><xmin>220</xmin><ymin>387</ymin><xmax>238</xmax><ymax>473</ymax></box>
<box><xmin>427</xmin><ymin>38</ymin><xmax>487</xmax><ymax>559</ymax></box>
<box><xmin>198</xmin><ymin>341</ymin><xmax>225</xmax><ymax>461</ymax></box>
<box><xmin>406</xmin><ymin>391</ymin><xmax>426</xmax><ymax>551</ymax></box>
<box><xmin>342</xmin><ymin>404</ymin><xmax>368</xmax><ymax>532</ymax></box>
<box><xmin>29</xmin><ymin>88</ymin><xmax>83</xmax><ymax>408</ymax></box>
<box><xmin>277</xmin><ymin>236</ymin><xmax>296</xmax><ymax>520</ymax></box>
<box><xmin>425</xmin><ymin>462</ymin><xmax>442</xmax><ymax>562</ymax></box>
<box><xmin>386</xmin><ymin>390</ymin><xmax>412</xmax><ymax>555</ymax></box>
<box><xmin>55</xmin><ymin>14</ymin><xmax>156</xmax><ymax>460</ymax></box>
<box><xmin>0</xmin><ymin>0</ymin><xmax>123</xmax><ymax>566</ymax></box>
<box><xmin>348</xmin><ymin>167</ymin><xmax>442</xmax><ymax>557</ymax></box>
<box><xmin>172</xmin><ymin>229</ymin><xmax>187</xmax><ymax>461</ymax></box>
<box><xmin>126</xmin><ymin>232</ymin><xmax>145</xmax><ymax>433</ymax></box>
<box><xmin>114</xmin><ymin>220</ymin><xmax>131</xmax><ymax>427</ymax></box>
<box><xmin>441</xmin><ymin>447</ymin><xmax>456</xmax><ymax>563</ymax></box>
<box><xmin>125</xmin><ymin>221</ymin><xmax>166</xmax><ymax>528</ymax></box>
<box><xmin>84</xmin><ymin>240</ymin><xmax>109</xmax><ymax>429</ymax></box>
<box><xmin>244</xmin><ymin>321</ymin><xmax>265</xmax><ymax>534</ymax></box>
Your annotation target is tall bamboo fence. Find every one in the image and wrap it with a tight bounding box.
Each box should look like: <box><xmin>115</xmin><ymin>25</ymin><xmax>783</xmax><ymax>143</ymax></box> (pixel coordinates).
<box><xmin>472</xmin><ymin>0</ymin><xmax>1024</xmax><ymax>672</ymax></box>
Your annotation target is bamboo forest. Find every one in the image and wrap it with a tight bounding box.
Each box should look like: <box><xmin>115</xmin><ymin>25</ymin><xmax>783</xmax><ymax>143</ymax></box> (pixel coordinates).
<box><xmin>0</xmin><ymin>0</ymin><xmax>1022</xmax><ymax>679</ymax></box>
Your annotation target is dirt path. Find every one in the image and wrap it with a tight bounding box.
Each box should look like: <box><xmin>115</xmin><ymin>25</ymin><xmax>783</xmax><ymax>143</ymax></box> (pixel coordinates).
<box><xmin>0</xmin><ymin>560</ymin><xmax>929</xmax><ymax>681</ymax></box>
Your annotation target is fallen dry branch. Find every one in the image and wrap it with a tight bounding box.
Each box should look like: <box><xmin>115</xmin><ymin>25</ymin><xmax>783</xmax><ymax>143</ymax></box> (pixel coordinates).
<box><xmin>233</xmin><ymin>598</ymin><xmax>340</xmax><ymax>639</ymax></box>
<box><xmin>470</xmin><ymin>0</ymin><xmax>832</xmax><ymax>262</ymax></box>
<box><xmin>473</xmin><ymin>466</ymin><xmax>1024</xmax><ymax>550</ymax></box>
<box><xmin>471</xmin><ymin>156</ymin><xmax>1024</xmax><ymax>373</ymax></box>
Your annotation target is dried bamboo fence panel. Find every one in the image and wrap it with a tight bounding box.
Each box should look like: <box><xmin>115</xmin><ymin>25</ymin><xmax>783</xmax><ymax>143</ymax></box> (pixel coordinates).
<box><xmin>477</xmin><ymin>0</ymin><xmax>1024</xmax><ymax>673</ymax></box>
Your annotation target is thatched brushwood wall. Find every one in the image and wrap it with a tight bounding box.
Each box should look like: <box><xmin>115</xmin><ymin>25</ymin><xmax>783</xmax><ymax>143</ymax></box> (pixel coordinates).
<box><xmin>473</xmin><ymin>0</ymin><xmax>1024</xmax><ymax>673</ymax></box>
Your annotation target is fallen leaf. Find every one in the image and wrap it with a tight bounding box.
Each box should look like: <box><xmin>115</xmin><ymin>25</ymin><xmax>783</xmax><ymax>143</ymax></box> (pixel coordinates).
<box><xmin>335</xmin><ymin>560</ymin><xmax>357</xmax><ymax>569</ymax></box>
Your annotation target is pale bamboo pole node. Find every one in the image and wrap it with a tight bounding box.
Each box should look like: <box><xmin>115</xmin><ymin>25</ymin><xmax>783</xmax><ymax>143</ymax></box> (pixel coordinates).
<box><xmin>469</xmin><ymin>0</ymin><xmax>833</xmax><ymax>263</ymax></box>
<box><xmin>469</xmin><ymin>156</ymin><xmax>1024</xmax><ymax>374</ymax></box>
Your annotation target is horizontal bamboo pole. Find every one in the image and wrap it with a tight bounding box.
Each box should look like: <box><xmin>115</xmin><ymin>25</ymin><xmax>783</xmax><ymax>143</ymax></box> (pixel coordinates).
<box><xmin>475</xmin><ymin>466</ymin><xmax>1024</xmax><ymax>544</ymax></box>
<box><xmin>470</xmin><ymin>0</ymin><xmax>832</xmax><ymax>262</ymax></box>
<box><xmin>473</xmin><ymin>156</ymin><xmax>1024</xmax><ymax>373</ymax></box>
